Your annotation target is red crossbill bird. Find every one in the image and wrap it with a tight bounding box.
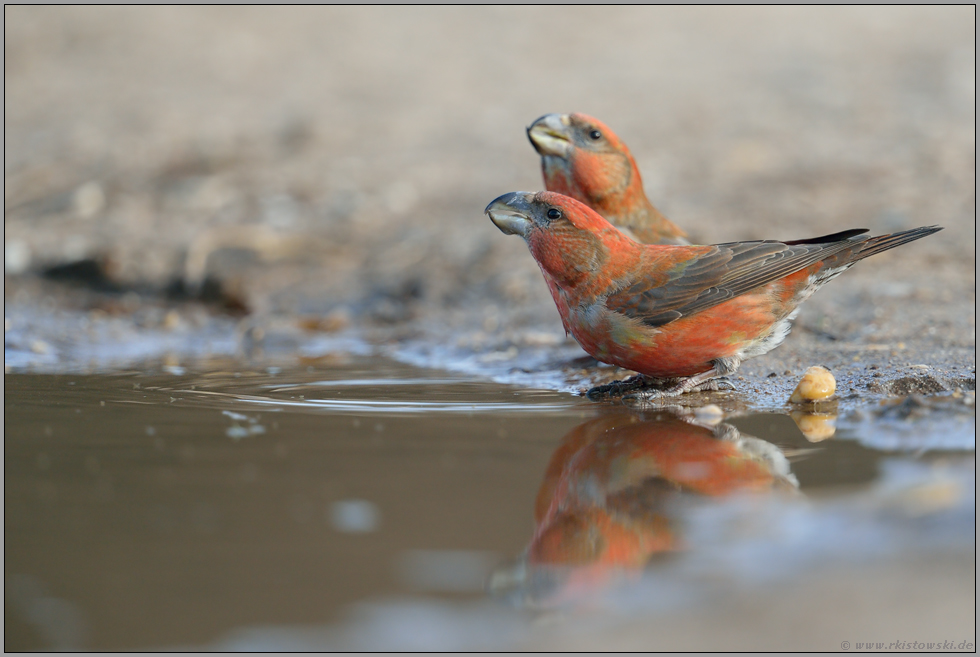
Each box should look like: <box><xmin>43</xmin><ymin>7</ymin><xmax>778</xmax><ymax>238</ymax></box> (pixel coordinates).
<box><xmin>485</xmin><ymin>191</ymin><xmax>941</xmax><ymax>399</ymax></box>
<box><xmin>527</xmin><ymin>113</ymin><xmax>689</xmax><ymax>245</ymax></box>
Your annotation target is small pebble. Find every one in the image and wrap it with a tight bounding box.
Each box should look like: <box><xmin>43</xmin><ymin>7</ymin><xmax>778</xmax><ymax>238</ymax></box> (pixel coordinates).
<box><xmin>298</xmin><ymin>308</ymin><xmax>351</xmax><ymax>333</ymax></box>
<box><xmin>73</xmin><ymin>181</ymin><xmax>105</xmax><ymax>218</ymax></box>
<box><xmin>4</xmin><ymin>240</ymin><xmax>31</xmax><ymax>274</ymax></box>
<box><xmin>162</xmin><ymin>310</ymin><xmax>181</xmax><ymax>330</ymax></box>
<box><xmin>522</xmin><ymin>331</ymin><xmax>562</xmax><ymax>347</ymax></box>
<box><xmin>789</xmin><ymin>365</ymin><xmax>836</xmax><ymax>402</ymax></box>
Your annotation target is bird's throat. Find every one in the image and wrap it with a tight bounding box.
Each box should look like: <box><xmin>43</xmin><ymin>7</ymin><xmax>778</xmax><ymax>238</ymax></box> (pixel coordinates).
<box><xmin>529</xmin><ymin>229</ymin><xmax>604</xmax><ymax>291</ymax></box>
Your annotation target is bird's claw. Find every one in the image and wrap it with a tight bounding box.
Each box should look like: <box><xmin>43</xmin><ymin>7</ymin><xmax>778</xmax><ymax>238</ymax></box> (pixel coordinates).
<box><xmin>586</xmin><ymin>375</ymin><xmax>737</xmax><ymax>402</ymax></box>
<box><xmin>622</xmin><ymin>385</ymin><xmax>688</xmax><ymax>407</ymax></box>
<box><xmin>585</xmin><ymin>375</ymin><xmax>649</xmax><ymax>400</ymax></box>
<box><xmin>688</xmin><ymin>377</ymin><xmax>736</xmax><ymax>393</ymax></box>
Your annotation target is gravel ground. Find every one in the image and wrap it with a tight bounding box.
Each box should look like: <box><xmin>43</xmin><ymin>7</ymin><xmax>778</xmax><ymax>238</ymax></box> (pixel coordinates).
<box><xmin>4</xmin><ymin>6</ymin><xmax>976</xmax><ymax>391</ymax></box>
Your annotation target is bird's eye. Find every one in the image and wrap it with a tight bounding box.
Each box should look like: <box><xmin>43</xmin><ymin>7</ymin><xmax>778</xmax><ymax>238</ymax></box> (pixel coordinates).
<box><xmin>546</xmin><ymin>208</ymin><xmax>562</xmax><ymax>220</ymax></box>
<box><xmin>589</xmin><ymin>130</ymin><xmax>602</xmax><ymax>140</ymax></box>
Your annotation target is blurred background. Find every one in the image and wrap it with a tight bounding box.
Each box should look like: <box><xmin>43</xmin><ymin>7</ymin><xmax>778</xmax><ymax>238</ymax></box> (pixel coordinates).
<box><xmin>5</xmin><ymin>6</ymin><xmax>975</xmax><ymax>366</ymax></box>
<box><xmin>4</xmin><ymin>8</ymin><xmax>976</xmax><ymax>651</ymax></box>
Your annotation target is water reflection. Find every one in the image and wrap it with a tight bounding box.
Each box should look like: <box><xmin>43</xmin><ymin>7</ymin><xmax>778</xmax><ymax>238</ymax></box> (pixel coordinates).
<box><xmin>4</xmin><ymin>370</ymin><xmax>973</xmax><ymax>650</ymax></box>
<box><xmin>492</xmin><ymin>409</ymin><xmax>800</xmax><ymax>607</ymax></box>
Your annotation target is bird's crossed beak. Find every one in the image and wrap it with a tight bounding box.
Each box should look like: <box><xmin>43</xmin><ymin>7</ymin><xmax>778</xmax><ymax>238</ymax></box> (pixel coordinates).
<box><xmin>527</xmin><ymin>113</ymin><xmax>572</xmax><ymax>157</ymax></box>
<box><xmin>485</xmin><ymin>191</ymin><xmax>535</xmax><ymax>237</ymax></box>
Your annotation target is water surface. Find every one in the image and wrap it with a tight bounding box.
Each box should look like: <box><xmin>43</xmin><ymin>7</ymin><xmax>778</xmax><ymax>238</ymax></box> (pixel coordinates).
<box><xmin>4</xmin><ymin>358</ymin><xmax>975</xmax><ymax>650</ymax></box>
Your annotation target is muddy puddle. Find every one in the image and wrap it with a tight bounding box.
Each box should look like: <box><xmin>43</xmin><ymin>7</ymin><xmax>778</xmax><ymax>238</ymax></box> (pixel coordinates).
<box><xmin>4</xmin><ymin>356</ymin><xmax>975</xmax><ymax>651</ymax></box>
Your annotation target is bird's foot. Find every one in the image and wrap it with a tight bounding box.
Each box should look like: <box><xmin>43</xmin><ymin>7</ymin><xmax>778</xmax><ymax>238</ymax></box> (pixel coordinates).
<box><xmin>586</xmin><ymin>375</ymin><xmax>662</xmax><ymax>400</ymax></box>
<box><xmin>686</xmin><ymin>376</ymin><xmax>737</xmax><ymax>393</ymax></box>
<box><xmin>622</xmin><ymin>375</ymin><xmax>736</xmax><ymax>404</ymax></box>
<box><xmin>586</xmin><ymin>371</ymin><xmax>737</xmax><ymax>403</ymax></box>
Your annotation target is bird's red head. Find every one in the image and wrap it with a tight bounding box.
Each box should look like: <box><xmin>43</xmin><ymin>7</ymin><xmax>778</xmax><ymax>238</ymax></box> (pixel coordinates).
<box><xmin>526</xmin><ymin>113</ymin><xmax>645</xmax><ymax>221</ymax></box>
<box><xmin>485</xmin><ymin>191</ymin><xmax>636</xmax><ymax>289</ymax></box>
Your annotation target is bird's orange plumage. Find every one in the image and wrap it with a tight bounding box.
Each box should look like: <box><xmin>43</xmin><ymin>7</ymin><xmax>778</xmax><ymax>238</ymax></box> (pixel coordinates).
<box><xmin>486</xmin><ymin>190</ymin><xmax>941</xmax><ymax>396</ymax></box>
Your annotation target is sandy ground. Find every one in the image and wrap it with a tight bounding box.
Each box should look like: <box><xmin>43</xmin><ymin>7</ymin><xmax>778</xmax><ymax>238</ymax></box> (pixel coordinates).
<box><xmin>4</xmin><ymin>6</ymin><xmax>976</xmax><ymax>390</ymax></box>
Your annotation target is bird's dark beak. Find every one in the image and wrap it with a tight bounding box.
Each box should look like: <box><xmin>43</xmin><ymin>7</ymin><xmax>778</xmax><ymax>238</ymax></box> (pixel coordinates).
<box><xmin>485</xmin><ymin>192</ymin><xmax>535</xmax><ymax>237</ymax></box>
<box><xmin>526</xmin><ymin>113</ymin><xmax>572</xmax><ymax>157</ymax></box>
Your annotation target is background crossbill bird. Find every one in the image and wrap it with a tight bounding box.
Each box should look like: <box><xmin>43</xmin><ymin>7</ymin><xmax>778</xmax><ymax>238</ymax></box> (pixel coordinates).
<box><xmin>485</xmin><ymin>191</ymin><xmax>941</xmax><ymax>399</ymax></box>
<box><xmin>527</xmin><ymin>113</ymin><xmax>689</xmax><ymax>245</ymax></box>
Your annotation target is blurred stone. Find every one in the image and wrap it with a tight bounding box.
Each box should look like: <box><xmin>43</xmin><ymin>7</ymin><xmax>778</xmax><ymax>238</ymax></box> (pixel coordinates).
<box><xmin>72</xmin><ymin>181</ymin><xmax>105</xmax><ymax>219</ymax></box>
<box><xmin>260</xmin><ymin>193</ymin><xmax>300</xmax><ymax>228</ymax></box>
<box><xmin>5</xmin><ymin>240</ymin><xmax>31</xmax><ymax>274</ymax></box>
<box><xmin>162</xmin><ymin>310</ymin><xmax>181</xmax><ymax>330</ymax></box>
<box><xmin>522</xmin><ymin>331</ymin><xmax>562</xmax><ymax>347</ymax></box>
<box><xmin>298</xmin><ymin>308</ymin><xmax>351</xmax><ymax>333</ymax></box>
<box><xmin>30</xmin><ymin>340</ymin><xmax>51</xmax><ymax>354</ymax></box>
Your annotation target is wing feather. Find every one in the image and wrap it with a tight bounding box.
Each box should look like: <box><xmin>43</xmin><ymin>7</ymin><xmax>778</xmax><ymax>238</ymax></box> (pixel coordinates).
<box><xmin>606</xmin><ymin>235</ymin><xmax>867</xmax><ymax>327</ymax></box>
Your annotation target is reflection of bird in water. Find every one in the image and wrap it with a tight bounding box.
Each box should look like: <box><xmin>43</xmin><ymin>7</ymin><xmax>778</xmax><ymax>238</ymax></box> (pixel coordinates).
<box><xmin>490</xmin><ymin>409</ymin><xmax>798</xmax><ymax>608</ymax></box>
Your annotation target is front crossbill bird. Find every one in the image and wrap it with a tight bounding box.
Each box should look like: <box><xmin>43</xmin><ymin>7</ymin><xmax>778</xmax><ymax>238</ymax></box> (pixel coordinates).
<box><xmin>485</xmin><ymin>191</ymin><xmax>941</xmax><ymax>399</ymax></box>
<box><xmin>527</xmin><ymin>113</ymin><xmax>689</xmax><ymax>245</ymax></box>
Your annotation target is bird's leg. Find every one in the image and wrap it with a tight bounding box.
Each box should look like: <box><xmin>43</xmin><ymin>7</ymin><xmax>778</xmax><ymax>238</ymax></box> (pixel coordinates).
<box><xmin>586</xmin><ymin>374</ymin><xmax>668</xmax><ymax>400</ymax></box>
<box><xmin>681</xmin><ymin>376</ymin><xmax>737</xmax><ymax>394</ymax></box>
<box><xmin>624</xmin><ymin>360</ymin><xmax>739</xmax><ymax>401</ymax></box>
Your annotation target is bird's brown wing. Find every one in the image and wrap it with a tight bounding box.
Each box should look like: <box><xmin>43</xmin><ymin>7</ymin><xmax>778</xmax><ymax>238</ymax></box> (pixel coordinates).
<box><xmin>606</xmin><ymin>235</ymin><xmax>868</xmax><ymax>327</ymax></box>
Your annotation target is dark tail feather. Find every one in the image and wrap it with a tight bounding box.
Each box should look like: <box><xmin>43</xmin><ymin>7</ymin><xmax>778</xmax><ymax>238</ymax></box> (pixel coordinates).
<box><xmin>784</xmin><ymin>228</ymin><xmax>869</xmax><ymax>245</ymax></box>
<box><xmin>853</xmin><ymin>225</ymin><xmax>943</xmax><ymax>262</ymax></box>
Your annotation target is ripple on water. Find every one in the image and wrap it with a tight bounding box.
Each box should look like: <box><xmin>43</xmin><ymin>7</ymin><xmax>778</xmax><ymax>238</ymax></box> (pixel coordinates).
<box><xmin>174</xmin><ymin>376</ymin><xmax>582</xmax><ymax>416</ymax></box>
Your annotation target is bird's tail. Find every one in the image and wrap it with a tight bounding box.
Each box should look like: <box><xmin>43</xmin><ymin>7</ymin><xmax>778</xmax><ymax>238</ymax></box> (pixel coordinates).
<box><xmin>852</xmin><ymin>225</ymin><xmax>943</xmax><ymax>262</ymax></box>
